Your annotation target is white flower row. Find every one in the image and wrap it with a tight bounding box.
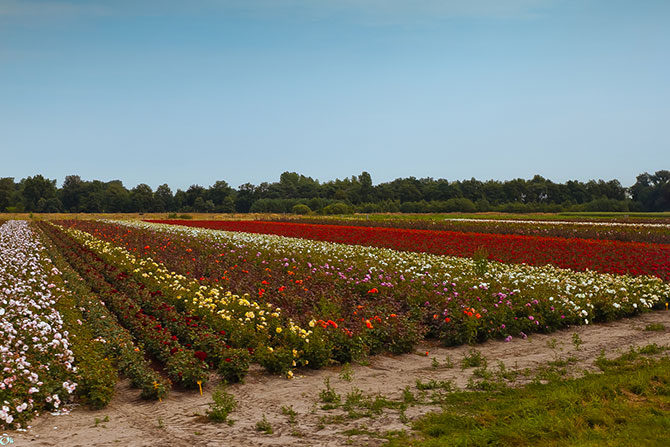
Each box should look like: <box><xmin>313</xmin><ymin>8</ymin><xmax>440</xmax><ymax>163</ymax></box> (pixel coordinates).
<box><xmin>0</xmin><ymin>221</ymin><xmax>76</xmax><ymax>428</ymax></box>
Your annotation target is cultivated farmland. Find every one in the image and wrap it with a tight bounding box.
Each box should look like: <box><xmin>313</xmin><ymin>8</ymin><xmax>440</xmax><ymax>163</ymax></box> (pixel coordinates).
<box><xmin>2</xmin><ymin>215</ymin><xmax>670</xmax><ymax>446</ymax></box>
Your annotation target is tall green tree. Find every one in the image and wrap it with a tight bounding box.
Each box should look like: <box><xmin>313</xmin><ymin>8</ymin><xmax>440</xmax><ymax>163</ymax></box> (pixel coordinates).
<box><xmin>154</xmin><ymin>184</ymin><xmax>174</xmax><ymax>212</ymax></box>
<box><xmin>20</xmin><ymin>175</ymin><xmax>58</xmax><ymax>212</ymax></box>
<box><xmin>0</xmin><ymin>178</ymin><xmax>16</xmax><ymax>212</ymax></box>
<box><xmin>60</xmin><ymin>175</ymin><xmax>86</xmax><ymax>212</ymax></box>
<box><xmin>130</xmin><ymin>184</ymin><xmax>154</xmax><ymax>213</ymax></box>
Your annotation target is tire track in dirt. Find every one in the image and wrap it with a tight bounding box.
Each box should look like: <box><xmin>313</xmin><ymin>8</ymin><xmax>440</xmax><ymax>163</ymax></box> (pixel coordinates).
<box><xmin>10</xmin><ymin>310</ymin><xmax>670</xmax><ymax>447</ymax></box>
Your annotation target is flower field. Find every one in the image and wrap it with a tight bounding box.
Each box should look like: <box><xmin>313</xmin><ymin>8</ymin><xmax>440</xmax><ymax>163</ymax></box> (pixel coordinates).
<box><xmin>55</xmin><ymin>219</ymin><xmax>669</xmax><ymax>351</ymax></box>
<box><xmin>147</xmin><ymin>219</ymin><xmax>670</xmax><ymax>280</ymax></box>
<box><xmin>3</xmin><ymin>216</ymin><xmax>670</xmax><ymax>432</ymax></box>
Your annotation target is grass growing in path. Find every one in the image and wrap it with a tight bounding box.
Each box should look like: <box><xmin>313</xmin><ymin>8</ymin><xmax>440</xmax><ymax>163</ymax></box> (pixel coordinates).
<box><xmin>387</xmin><ymin>349</ymin><xmax>670</xmax><ymax>447</ymax></box>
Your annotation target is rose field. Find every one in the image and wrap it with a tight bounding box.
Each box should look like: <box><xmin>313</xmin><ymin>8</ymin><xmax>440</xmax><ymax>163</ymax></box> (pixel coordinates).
<box><xmin>2</xmin><ymin>215</ymin><xmax>670</xmax><ymax>446</ymax></box>
<box><xmin>147</xmin><ymin>219</ymin><xmax>670</xmax><ymax>280</ymax></box>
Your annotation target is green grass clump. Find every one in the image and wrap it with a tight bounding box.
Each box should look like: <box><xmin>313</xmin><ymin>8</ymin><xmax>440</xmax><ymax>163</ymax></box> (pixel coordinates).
<box><xmin>387</xmin><ymin>352</ymin><xmax>670</xmax><ymax>447</ymax></box>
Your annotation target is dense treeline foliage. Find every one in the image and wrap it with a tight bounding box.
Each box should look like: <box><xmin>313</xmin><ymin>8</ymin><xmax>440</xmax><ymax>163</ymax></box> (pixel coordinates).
<box><xmin>0</xmin><ymin>170</ymin><xmax>668</xmax><ymax>214</ymax></box>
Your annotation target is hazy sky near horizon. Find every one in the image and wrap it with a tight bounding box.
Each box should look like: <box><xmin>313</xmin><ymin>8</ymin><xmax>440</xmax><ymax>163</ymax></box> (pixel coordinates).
<box><xmin>1</xmin><ymin>0</ymin><xmax>669</xmax><ymax>190</ymax></box>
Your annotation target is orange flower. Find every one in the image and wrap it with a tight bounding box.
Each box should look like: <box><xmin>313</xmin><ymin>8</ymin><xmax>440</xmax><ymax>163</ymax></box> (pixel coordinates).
<box><xmin>444</xmin><ymin>317</ymin><xmax>451</xmax><ymax>323</ymax></box>
<box><xmin>389</xmin><ymin>314</ymin><xmax>397</xmax><ymax>318</ymax></box>
<box><xmin>365</xmin><ymin>320</ymin><xmax>374</xmax><ymax>329</ymax></box>
<box><xmin>475</xmin><ymin>313</ymin><xmax>481</xmax><ymax>319</ymax></box>
<box><xmin>367</xmin><ymin>288</ymin><xmax>379</xmax><ymax>294</ymax></box>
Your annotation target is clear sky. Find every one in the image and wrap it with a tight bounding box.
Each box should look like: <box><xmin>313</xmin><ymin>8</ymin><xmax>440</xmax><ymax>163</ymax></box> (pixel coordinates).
<box><xmin>1</xmin><ymin>0</ymin><xmax>668</xmax><ymax>191</ymax></box>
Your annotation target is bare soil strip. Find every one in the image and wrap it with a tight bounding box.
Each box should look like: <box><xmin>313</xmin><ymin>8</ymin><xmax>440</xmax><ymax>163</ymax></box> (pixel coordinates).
<box><xmin>10</xmin><ymin>310</ymin><xmax>670</xmax><ymax>447</ymax></box>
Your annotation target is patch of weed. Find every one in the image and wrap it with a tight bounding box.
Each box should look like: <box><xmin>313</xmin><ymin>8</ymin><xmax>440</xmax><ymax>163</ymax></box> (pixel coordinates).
<box><xmin>281</xmin><ymin>405</ymin><xmax>297</xmax><ymax>424</ymax></box>
<box><xmin>416</xmin><ymin>379</ymin><xmax>454</xmax><ymax>392</ymax></box>
<box><xmin>255</xmin><ymin>414</ymin><xmax>273</xmax><ymax>434</ymax></box>
<box><xmin>386</xmin><ymin>353</ymin><xmax>670</xmax><ymax>447</ymax></box>
<box><xmin>461</xmin><ymin>349</ymin><xmax>487</xmax><ymax>369</ymax></box>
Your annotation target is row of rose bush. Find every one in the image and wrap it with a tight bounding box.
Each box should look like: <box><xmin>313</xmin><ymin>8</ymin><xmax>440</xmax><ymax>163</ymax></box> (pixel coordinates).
<box><xmin>267</xmin><ymin>215</ymin><xmax>670</xmax><ymax>244</ymax></box>
<box><xmin>57</xmin><ymin>220</ymin><xmax>670</xmax><ymax>355</ymax></box>
<box><xmin>0</xmin><ymin>221</ymin><xmax>78</xmax><ymax>429</ymax></box>
<box><xmin>36</xmin><ymin>227</ymin><xmax>118</xmax><ymax>409</ymax></box>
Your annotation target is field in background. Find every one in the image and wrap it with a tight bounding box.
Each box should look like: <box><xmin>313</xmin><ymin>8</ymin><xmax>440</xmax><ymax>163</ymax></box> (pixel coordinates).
<box><xmin>3</xmin><ymin>211</ymin><xmax>670</xmax><ymax>223</ymax></box>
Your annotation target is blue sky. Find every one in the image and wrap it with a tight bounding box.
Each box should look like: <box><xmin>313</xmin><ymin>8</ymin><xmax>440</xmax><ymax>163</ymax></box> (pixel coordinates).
<box><xmin>1</xmin><ymin>0</ymin><xmax>668</xmax><ymax>190</ymax></box>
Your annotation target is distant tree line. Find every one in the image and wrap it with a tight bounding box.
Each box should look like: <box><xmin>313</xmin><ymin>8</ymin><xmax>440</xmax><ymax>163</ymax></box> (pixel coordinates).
<box><xmin>0</xmin><ymin>170</ymin><xmax>669</xmax><ymax>214</ymax></box>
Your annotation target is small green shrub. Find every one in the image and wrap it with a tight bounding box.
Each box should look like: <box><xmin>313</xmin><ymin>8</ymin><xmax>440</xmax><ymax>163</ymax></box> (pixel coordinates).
<box><xmin>292</xmin><ymin>204</ymin><xmax>311</xmax><ymax>215</ymax></box>
<box><xmin>207</xmin><ymin>385</ymin><xmax>237</xmax><ymax>423</ymax></box>
<box><xmin>322</xmin><ymin>202</ymin><xmax>350</xmax><ymax>215</ymax></box>
<box><xmin>217</xmin><ymin>348</ymin><xmax>251</xmax><ymax>383</ymax></box>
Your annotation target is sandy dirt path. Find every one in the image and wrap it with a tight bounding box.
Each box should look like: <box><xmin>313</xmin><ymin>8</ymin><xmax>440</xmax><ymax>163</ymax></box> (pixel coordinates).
<box><xmin>8</xmin><ymin>310</ymin><xmax>670</xmax><ymax>447</ymax></box>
